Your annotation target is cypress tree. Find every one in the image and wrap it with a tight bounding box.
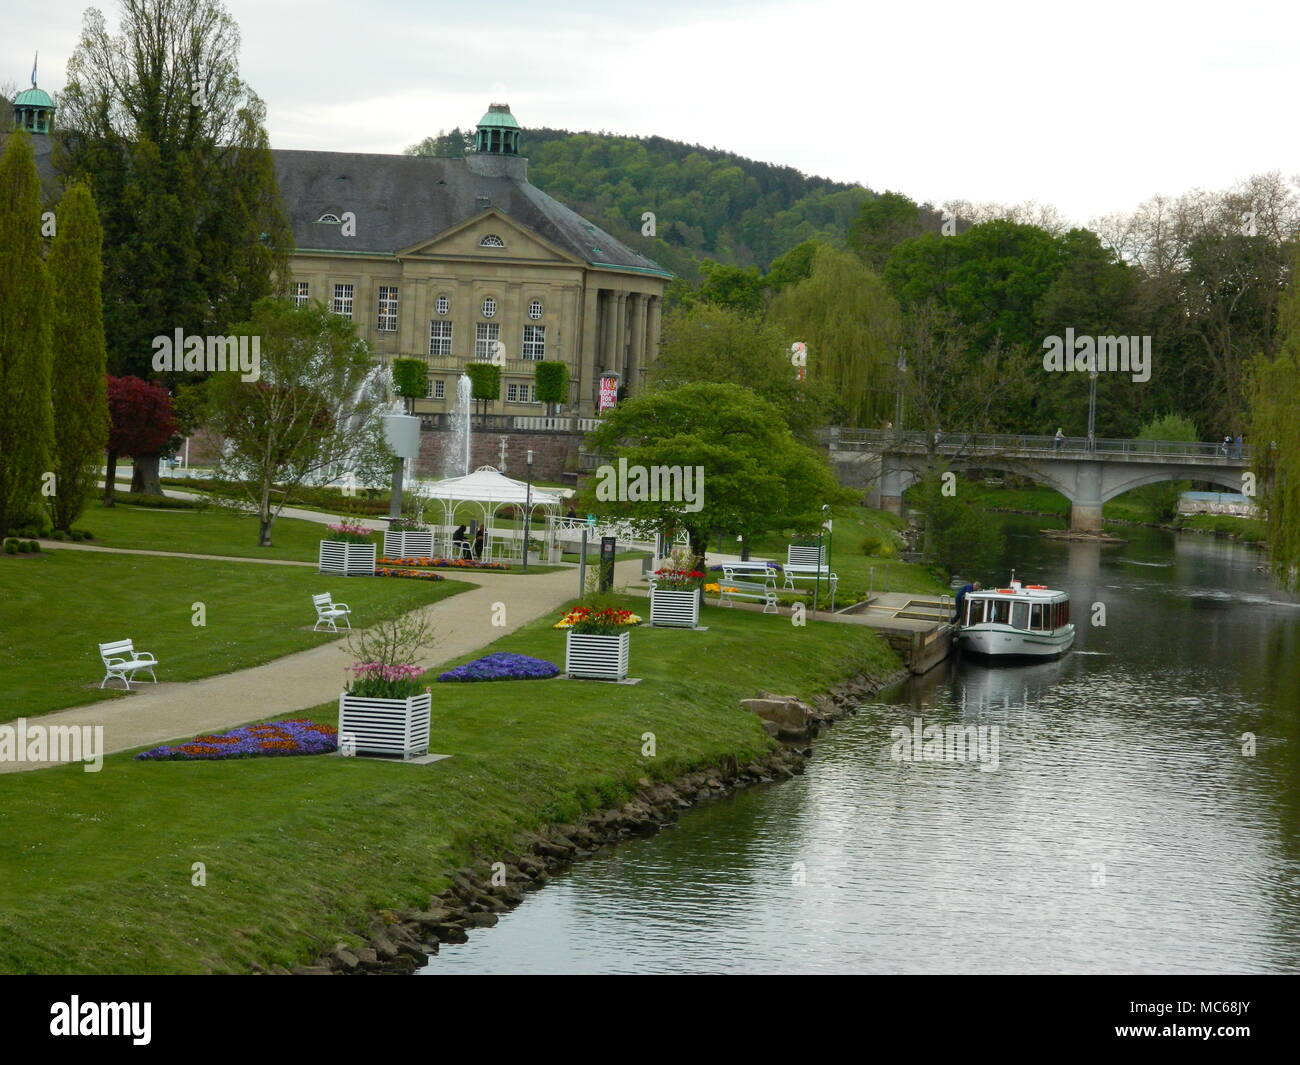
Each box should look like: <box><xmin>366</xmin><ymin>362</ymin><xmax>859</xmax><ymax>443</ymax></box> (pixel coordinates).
<box><xmin>0</xmin><ymin>131</ymin><xmax>55</xmax><ymax>535</ymax></box>
<box><xmin>48</xmin><ymin>181</ymin><xmax>109</xmax><ymax>531</ymax></box>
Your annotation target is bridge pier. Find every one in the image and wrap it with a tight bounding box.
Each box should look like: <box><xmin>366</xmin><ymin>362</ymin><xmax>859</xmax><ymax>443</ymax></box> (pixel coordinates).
<box><xmin>880</xmin><ymin>456</ymin><xmax>906</xmax><ymax>515</ymax></box>
<box><xmin>1069</xmin><ymin>464</ymin><xmax>1103</xmax><ymax>531</ymax></box>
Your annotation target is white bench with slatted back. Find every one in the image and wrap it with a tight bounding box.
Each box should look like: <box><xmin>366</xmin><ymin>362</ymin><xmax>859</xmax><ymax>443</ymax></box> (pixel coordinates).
<box><xmin>718</xmin><ymin>565</ymin><xmax>779</xmax><ymax>614</ymax></box>
<box><xmin>783</xmin><ymin>545</ymin><xmax>837</xmax><ymax>594</ymax></box>
<box><xmin>312</xmin><ymin>593</ymin><xmax>352</xmax><ymax>632</ymax></box>
<box><xmin>98</xmin><ymin>639</ymin><xmax>159</xmax><ymax>690</ymax></box>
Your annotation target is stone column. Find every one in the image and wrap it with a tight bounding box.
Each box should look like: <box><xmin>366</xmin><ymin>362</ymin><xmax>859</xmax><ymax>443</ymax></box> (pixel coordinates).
<box><xmin>614</xmin><ymin>291</ymin><xmax>629</xmax><ymax>379</ymax></box>
<box><xmin>880</xmin><ymin>454</ymin><xmax>906</xmax><ymax>515</ymax></box>
<box><xmin>628</xmin><ymin>293</ymin><xmax>648</xmax><ymax>395</ymax></box>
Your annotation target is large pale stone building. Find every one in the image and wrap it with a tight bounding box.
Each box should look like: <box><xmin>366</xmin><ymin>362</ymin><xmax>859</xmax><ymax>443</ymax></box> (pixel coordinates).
<box><xmin>273</xmin><ymin>104</ymin><xmax>671</xmax><ymax>418</ymax></box>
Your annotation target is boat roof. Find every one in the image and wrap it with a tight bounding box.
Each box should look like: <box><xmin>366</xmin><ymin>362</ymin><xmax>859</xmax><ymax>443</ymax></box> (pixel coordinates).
<box><xmin>968</xmin><ymin>585</ymin><xmax>1067</xmax><ymax>599</ymax></box>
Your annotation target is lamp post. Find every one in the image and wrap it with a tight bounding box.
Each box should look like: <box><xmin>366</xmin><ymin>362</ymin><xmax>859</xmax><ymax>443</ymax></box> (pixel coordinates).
<box><xmin>1087</xmin><ymin>369</ymin><xmax>1098</xmax><ymax>451</ymax></box>
<box><xmin>522</xmin><ymin>449</ymin><xmax>534</xmax><ymax>572</ymax></box>
<box><xmin>823</xmin><ymin>504</ymin><xmax>833</xmax><ymax>612</ymax></box>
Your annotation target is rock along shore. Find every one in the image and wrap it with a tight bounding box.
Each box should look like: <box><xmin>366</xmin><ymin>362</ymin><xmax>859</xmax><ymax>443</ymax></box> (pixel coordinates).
<box><xmin>271</xmin><ymin>664</ymin><xmax>908</xmax><ymax>976</ymax></box>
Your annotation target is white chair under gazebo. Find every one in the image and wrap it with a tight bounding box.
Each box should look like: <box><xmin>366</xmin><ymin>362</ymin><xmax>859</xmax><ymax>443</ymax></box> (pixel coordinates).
<box><xmin>418</xmin><ymin>466</ymin><xmax>565</xmax><ymax>563</ymax></box>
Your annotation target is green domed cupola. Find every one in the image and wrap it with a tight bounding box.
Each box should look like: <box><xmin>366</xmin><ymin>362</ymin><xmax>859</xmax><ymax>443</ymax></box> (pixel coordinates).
<box><xmin>12</xmin><ymin>56</ymin><xmax>55</xmax><ymax>134</ymax></box>
<box><xmin>475</xmin><ymin>103</ymin><xmax>520</xmax><ymax>155</ymax></box>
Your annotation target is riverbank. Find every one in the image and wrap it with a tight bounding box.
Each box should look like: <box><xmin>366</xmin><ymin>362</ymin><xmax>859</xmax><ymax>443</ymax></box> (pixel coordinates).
<box><xmin>0</xmin><ymin>594</ymin><xmax>903</xmax><ymax>974</ymax></box>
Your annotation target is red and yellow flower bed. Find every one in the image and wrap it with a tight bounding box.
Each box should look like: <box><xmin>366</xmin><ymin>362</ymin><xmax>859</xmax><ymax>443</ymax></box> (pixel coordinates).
<box><xmin>378</xmin><ymin>556</ymin><xmax>509</xmax><ymax>570</ymax></box>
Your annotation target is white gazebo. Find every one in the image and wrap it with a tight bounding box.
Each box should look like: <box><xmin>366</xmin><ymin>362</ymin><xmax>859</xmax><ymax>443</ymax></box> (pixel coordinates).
<box><xmin>419</xmin><ymin>465</ymin><xmax>567</xmax><ymax>562</ymax></box>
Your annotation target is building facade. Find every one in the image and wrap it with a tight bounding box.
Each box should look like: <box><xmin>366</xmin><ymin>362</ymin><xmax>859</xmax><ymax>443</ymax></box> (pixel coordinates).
<box><xmin>274</xmin><ymin>103</ymin><xmax>671</xmax><ymax>418</ymax></box>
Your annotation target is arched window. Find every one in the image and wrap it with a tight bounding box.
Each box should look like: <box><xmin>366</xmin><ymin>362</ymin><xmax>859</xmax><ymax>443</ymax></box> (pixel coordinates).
<box><xmin>528</xmin><ymin>299</ymin><xmax>543</xmax><ymax>320</ymax></box>
<box><xmin>481</xmin><ymin>297</ymin><xmax>497</xmax><ymax>318</ymax></box>
<box><xmin>316</xmin><ymin>213</ymin><xmax>342</xmax><ymax>224</ymax></box>
<box><xmin>435</xmin><ymin>295</ymin><xmax>450</xmax><ymax>316</ymax></box>
<box><xmin>479</xmin><ymin>234</ymin><xmax>505</xmax><ymax>248</ymax></box>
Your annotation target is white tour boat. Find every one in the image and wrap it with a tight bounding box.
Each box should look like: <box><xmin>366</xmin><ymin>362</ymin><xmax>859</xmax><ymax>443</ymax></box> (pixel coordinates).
<box><xmin>957</xmin><ymin>574</ymin><xmax>1074</xmax><ymax>659</ymax></box>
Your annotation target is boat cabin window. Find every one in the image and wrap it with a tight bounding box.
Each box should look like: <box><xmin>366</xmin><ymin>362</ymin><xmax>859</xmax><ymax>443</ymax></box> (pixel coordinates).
<box><xmin>965</xmin><ymin>599</ymin><xmax>982</xmax><ymax>625</ymax></box>
<box><xmin>1011</xmin><ymin>602</ymin><xmax>1030</xmax><ymax>630</ymax></box>
<box><xmin>1031</xmin><ymin>603</ymin><xmax>1044</xmax><ymax>630</ymax></box>
<box><xmin>990</xmin><ymin>599</ymin><xmax>1011</xmax><ymax>625</ymax></box>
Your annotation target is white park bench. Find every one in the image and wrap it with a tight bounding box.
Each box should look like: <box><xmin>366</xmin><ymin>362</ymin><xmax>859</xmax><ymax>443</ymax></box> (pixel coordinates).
<box><xmin>783</xmin><ymin>545</ymin><xmax>838</xmax><ymax>596</ymax></box>
<box><xmin>312</xmin><ymin>593</ymin><xmax>352</xmax><ymax>632</ymax></box>
<box><xmin>98</xmin><ymin>639</ymin><xmax>159</xmax><ymax>690</ymax></box>
<box><xmin>718</xmin><ymin>565</ymin><xmax>779</xmax><ymax>614</ymax></box>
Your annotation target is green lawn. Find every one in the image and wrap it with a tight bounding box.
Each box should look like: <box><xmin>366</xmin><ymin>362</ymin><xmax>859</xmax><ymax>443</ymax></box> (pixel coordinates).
<box><xmin>747</xmin><ymin>505</ymin><xmax>951</xmax><ymax>603</ymax></box>
<box><xmin>0</xmin><ymin>595</ymin><xmax>901</xmax><ymax>974</ymax></box>
<box><xmin>0</xmin><ymin>550</ymin><xmax>469</xmax><ymax>719</ymax></box>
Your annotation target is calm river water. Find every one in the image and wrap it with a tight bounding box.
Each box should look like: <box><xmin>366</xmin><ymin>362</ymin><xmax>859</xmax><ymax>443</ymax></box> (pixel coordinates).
<box><xmin>421</xmin><ymin>519</ymin><xmax>1300</xmax><ymax>974</ymax></box>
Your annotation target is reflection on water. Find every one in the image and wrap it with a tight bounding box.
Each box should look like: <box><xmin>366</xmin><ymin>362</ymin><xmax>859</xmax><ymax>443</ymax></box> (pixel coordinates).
<box><xmin>422</xmin><ymin>521</ymin><xmax>1300</xmax><ymax>974</ymax></box>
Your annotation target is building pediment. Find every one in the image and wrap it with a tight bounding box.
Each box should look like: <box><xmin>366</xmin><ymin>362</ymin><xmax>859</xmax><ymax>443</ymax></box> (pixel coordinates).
<box><xmin>398</xmin><ymin>208</ymin><xmax>581</xmax><ymax>266</ymax></box>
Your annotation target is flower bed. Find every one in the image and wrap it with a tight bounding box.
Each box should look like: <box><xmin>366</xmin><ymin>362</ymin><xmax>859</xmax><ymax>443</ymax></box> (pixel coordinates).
<box><xmin>377</xmin><ymin>556</ymin><xmax>509</xmax><ymax>570</ymax></box>
<box><xmin>437</xmin><ymin>652</ymin><xmax>560</xmax><ymax>683</ymax></box>
<box><xmin>650</xmin><ymin>568</ymin><xmax>706</xmax><ymax>590</ymax></box>
<box><xmin>375</xmin><ymin>567</ymin><xmax>446</xmax><ymax>581</ymax></box>
<box><xmin>325</xmin><ymin>521</ymin><xmax>376</xmax><ymax>544</ymax></box>
<box><xmin>135</xmin><ymin>719</ymin><xmax>338</xmax><ymax>761</ymax></box>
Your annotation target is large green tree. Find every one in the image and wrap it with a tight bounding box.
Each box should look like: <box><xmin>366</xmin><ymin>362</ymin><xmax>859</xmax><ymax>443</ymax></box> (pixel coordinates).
<box><xmin>47</xmin><ymin>181</ymin><xmax>109</xmax><ymax>531</ymax></box>
<box><xmin>768</xmin><ymin>245</ymin><xmax>901</xmax><ymax>426</ymax></box>
<box><xmin>0</xmin><ymin>132</ymin><xmax>55</xmax><ymax>535</ymax></box>
<box><xmin>55</xmin><ymin>0</ymin><xmax>291</xmax><ymax>495</ymax></box>
<box><xmin>580</xmin><ymin>382</ymin><xmax>844</xmax><ymax>567</ymax></box>
<box><xmin>648</xmin><ymin>303</ymin><xmax>832</xmax><ymax>439</ymax></box>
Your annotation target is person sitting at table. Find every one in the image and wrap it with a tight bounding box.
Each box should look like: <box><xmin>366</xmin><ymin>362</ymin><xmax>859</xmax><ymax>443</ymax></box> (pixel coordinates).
<box><xmin>472</xmin><ymin>525</ymin><xmax>485</xmax><ymax>560</ymax></box>
<box><xmin>452</xmin><ymin>524</ymin><xmax>468</xmax><ymax>559</ymax></box>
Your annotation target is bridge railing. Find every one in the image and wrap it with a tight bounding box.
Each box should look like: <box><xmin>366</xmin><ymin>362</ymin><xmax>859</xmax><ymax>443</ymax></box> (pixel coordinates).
<box><xmin>823</xmin><ymin>428</ymin><xmax>1250</xmax><ymax>461</ymax></box>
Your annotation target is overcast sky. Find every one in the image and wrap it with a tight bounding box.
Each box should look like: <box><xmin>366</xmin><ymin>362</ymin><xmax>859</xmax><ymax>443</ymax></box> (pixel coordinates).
<box><xmin>5</xmin><ymin>0</ymin><xmax>1297</xmax><ymax>225</ymax></box>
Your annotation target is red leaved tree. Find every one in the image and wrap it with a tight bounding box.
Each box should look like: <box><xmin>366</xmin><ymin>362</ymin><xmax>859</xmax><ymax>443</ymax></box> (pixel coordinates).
<box><xmin>105</xmin><ymin>375</ymin><xmax>176</xmax><ymax>506</ymax></box>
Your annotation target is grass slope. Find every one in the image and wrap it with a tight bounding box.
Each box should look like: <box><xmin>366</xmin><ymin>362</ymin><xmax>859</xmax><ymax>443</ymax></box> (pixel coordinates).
<box><xmin>0</xmin><ymin>596</ymin><xmax>900</xmax><ymax>974</ymax></box>
<box><xmin>0</xmin><ymin>550</ymin><xmax>468</xmax><ymax>718</ymax></box>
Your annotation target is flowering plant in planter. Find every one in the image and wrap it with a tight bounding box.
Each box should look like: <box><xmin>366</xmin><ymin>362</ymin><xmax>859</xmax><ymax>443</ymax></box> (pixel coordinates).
<box><xmin>325</xmin><ymin>521</ymin><xmax>375</xmax><ymax>544</ymax></box>
<box><xmin>347</xmin><ymin>661</ymin><xmax>427</xmax><ymax>699</ymax></box>
<box><xmin>556</xmin><ymin>606</ymin><xmax>642</xmax><ymax>634</ymax></box>
<box><xmin>651</xmin><ymin>568</ymin><xmax>707</xmax><ymax>590</ymax></box>
<box><xmin>438</xmin><ymin>652</ymin><xmax>560</xmax><ymax>682</ymax></box>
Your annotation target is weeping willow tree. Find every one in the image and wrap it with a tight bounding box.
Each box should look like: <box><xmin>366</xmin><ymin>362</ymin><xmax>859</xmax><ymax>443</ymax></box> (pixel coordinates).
<box><xmin>1250</xmin><ymin>248</ymin><xmax>1300</xmax><ymax>589</ymax></box>
<box><xmin>767</xmin><ymin>245</ymin><xmax>900</xmax><ymax>426</ymax></box>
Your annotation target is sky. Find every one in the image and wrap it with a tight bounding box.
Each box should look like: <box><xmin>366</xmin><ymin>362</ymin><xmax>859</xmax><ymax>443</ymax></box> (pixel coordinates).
<box><xmin>4</xmin><ymin>0</ymin><xmax>1297</xmax><ymax>226</ymax></box>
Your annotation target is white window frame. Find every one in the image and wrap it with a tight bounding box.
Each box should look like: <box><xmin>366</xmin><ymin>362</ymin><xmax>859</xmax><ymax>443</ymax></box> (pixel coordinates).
<box><xmin>475</xmin><ymin>322</ymin><xmax>500</xmax><ymax>360</ymax></box>
<box><xmin>429</xmin><ymin>319</ymin><xmax>453</xmax><ymax>357</ymax></box>
<box><xmin>481</xmin><ymin>297</ymin><xmax>497</xmax><ymax>318</ymax></box>
<box><xmin>429</xmin><ymin>378</ymin><xmax>445</xmax><ymax>400</ymax></box>
<box><xmin>332</xmin><ymin>283</ymin><xmax>354</xmax><ymax>318</ymax></box>
<box><xmin>292</xmin><ymin>281</ymin><xmax>310</xmax><ymax>308</ymax></box>
<box><xmin>522</xmin><ymin>324</ymin><xmax>546</xmax><ymax>360</ymax></box>
<box><xmin>435</xmin><ymin>295</ymin><xmax>450</xmax><ymax>316</ymax></box>
<box><xmin>507</xmin><ymin>382</ymin><xmax>538</xmax><ymax>403</ymax></box>
<box><xmin>527</xmin><ymin>299</ymin><xmax>543</xmax><ymax>320</ymax></box>
<box><xmin>479</xmin><ymin>234</ymin><xmax>505</xmax><ymax>248</ymax></box>
<box><xmin>376</xmin><ymin>285</ymin><xmax>398</xmax><ymax>332</ymax></box>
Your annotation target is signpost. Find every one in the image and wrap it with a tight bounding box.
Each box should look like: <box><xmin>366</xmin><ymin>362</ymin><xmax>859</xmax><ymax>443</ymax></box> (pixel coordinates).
<box><xmin>600</xmin><ymin>535</ymin><xmax>616</xmax><ymax>592</ymax></box>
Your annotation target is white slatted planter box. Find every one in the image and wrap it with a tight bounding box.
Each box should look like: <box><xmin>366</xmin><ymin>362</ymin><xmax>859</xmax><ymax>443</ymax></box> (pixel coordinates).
<box><xmin>650</xmin><ymin>588</ymin><xmax>701</xmax><ymax>628</ymax></box>
<box><xmin>319</xmin><ymin>540</ymin><xmax>376</xmax><ymax>576</ymax></box>
<box><xmin>383</xmin><ymin>530</ymin><xmax>434</xmax><ymax>557</ymax></box>
<box><xmin>338</xmin><ymin>692</ymin><xmax>431</xmax><ymax>759</ymax></box>
<box><xmin>565</xmin><ymin>630</ymin><xmax>630</xmax><ymax>681</ymax></box>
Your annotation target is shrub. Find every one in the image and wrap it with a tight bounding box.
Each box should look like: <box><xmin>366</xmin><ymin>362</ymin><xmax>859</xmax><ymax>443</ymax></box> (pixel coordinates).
<box><xmin>3</xmin><ymin>541</ymin><xmax>15</xmax><ymax>555</ymax></box>
<box><xmin>51</xmin><ymin>530</ymin><xmax>67</xmax><ymax>541</ymax></box>
<box><xmin>465</xmin><ymin>361</ymin><xmax>501</xmax><ymax>411</ymax></box>
<box><xmin>860</xmin><ymin>534</ymin><xmax>883</xmax><ymax>555</ymax></box>
<box><xmin>391</xmin><ymin>357</ymin><xmax>427</xmax><ymax>401</ymax></box>
<box><xmin>73</xmin><ymin>529</ymin><xmax>94</xmax><ymax>540</ymax></box>
<box><xmin>534</xmin><ymin>361</ymin><xmax>570</xmax><ymax>412</ymax></box>
<box><xmin>27</xmin><ymin>541</ymin><xmax>40</xmax><ymax>552</ymax></box>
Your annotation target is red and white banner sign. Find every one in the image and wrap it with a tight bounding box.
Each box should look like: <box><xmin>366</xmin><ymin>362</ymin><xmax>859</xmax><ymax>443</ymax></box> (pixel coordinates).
<box><xmin>598</xmin><ymin>374</ymin><xmax>620</xmax><ymax>412</ymax></box>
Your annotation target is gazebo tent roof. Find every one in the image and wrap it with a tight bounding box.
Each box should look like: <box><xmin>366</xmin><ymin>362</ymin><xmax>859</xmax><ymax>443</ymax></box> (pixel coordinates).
<box><xmin>423</xmin><ymin>466</ymin><xmax>564</xmax><ymax>507</ymax></box>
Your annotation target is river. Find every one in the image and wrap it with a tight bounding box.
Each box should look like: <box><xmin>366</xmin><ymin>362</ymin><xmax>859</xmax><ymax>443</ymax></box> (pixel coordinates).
<box><xmin>420</xmin><ymin>518</ymin><xmax>1300</xmax><ymax>974</ymax></box>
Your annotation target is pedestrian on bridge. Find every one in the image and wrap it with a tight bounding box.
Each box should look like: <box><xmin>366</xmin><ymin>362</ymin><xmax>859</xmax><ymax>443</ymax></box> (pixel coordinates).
<box><xmin>1054</xmin><ymin>428</ymin><xmax>1064</xmax><ymax>450</ymax></box>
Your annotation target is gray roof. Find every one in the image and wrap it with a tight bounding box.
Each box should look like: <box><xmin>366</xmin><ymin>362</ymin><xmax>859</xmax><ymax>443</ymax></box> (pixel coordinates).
<box><xmin>272</xmin><ymin>149</ymin><xmax>670</xmax><ymax>277</ymax></box>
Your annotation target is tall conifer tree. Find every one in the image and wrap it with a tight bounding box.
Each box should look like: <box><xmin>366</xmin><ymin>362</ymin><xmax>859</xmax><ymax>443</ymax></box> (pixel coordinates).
<box><xmin>48</xmin><ymin>182</ymin><xmax>109</xmax><ymax>530</ymax></box>
<box><xmin>0</xmin><ymin>132</ymin><xmax>55</xmax><ymax>534</ymax></box>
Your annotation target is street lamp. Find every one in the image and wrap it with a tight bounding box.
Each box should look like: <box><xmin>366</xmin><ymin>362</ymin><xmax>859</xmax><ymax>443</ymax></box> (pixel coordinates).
<box><xmin>1087</xmin><ymin>369</ymin><xmax>1098</xmax><ymax>451</ymax></box>
<box><xmin>522</xmin><ymin>449</ymin><xmax>535</xmax><ymax>572</ymax></box>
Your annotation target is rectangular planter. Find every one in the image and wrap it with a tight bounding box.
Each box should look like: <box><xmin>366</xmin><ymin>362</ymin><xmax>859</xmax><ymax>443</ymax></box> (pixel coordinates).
<box><xmin>338</xmin><ymin>692</ymin><xmax>431</xmax><ymax>759</ymax></box>
<box><xmin>650</xmin><ymin>587</ymin><xmax>701</xmax><ymax>628</ymax></box>
<box><xmin>319</xmin><ymin>540</ymin><xmax>376</xmax><ymax>576</ymax></box>
<box><xmin>382</xmin><ymin>530</ymin><xmax>434</xmax><ymax>558</ymax></box>
<box><xmin>565</xmin><ymin>629</ymin><xmax>630</xmax><ymax>681</ymax></box>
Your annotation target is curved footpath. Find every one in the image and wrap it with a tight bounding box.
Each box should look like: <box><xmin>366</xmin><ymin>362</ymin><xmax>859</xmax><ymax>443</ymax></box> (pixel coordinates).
<box><xmin>3</xmin><ymin>542</ymin><xmax>648</xmax><ymax>773</ymax></box>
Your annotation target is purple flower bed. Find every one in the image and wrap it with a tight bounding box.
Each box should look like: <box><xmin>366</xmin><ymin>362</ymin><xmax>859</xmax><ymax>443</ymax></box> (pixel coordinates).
<box><xmin>437</xmin><ymin>652</ymin><xmax>560</xmax><ymax>683</ymax></box>
<box><xmin>134</xmin><ymin>719</ymin><xmax>339</xmax><ymax>761</ymax></box>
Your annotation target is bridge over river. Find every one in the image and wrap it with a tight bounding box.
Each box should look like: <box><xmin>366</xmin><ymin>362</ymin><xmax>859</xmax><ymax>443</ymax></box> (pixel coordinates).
<box><xmin>824</xmin><ymin>429</ymin><xmax>1254</xmax><ymax>531</ymax></box>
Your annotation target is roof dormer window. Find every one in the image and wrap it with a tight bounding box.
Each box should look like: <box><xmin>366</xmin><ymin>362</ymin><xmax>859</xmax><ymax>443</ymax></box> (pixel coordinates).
<box><xmin>479</xmin><ymin>234</ymin><xmax>505</xmax><ymax>248</ymax></box>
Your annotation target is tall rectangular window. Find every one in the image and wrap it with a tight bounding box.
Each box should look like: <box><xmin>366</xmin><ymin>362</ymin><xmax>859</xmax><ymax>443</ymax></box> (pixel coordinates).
<box><xmin>522</xmin><ymin>324</ymin><xmax>546</xmax><ymax>360</ymax></box>
<box><xmin>429</xmin><ymin>320</ymin><xmax>453</xmax><ymax>357</ymax></box>
<box><xmin>475</xmin><ymin>321</ymin><xmax>500</xmax><ymax>360</ymax></box>
<box><xmin>332</xmin><ymin>283</ymin><xmax>354</xmax><ymax>318</ymax></box>
<box><xmin>292</xmin><ymin>281</ymin><xmax>310</xmax><ymax>308</ymax></box>
<box><xmin>376</xmin><ymin>286</ymin><xmax>398</xmax><ymax>332</ymax></box>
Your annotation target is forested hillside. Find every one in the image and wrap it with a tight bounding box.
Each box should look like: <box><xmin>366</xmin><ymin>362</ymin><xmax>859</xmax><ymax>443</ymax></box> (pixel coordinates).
<box><xmin>405</xmin><ymin>127</ymin><xmax>872</xmax><ymax>278</ymax></box>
